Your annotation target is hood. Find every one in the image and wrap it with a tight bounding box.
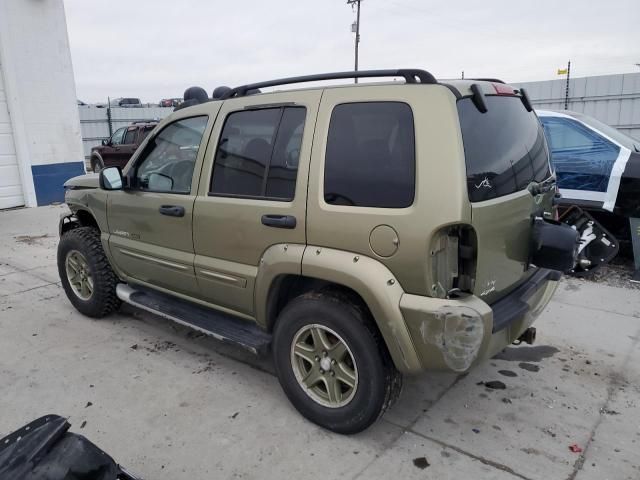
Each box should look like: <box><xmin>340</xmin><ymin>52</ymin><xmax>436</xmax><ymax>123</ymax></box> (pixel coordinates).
<box><xmin>64</xmin><ymin>173</ymin><xmax>100</xmax><ymax>189</ymax></box>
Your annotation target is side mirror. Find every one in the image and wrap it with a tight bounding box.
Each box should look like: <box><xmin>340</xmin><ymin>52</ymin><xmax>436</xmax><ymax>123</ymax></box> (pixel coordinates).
<box><xmin>99</xmin><ymin>166</ymin><xmax>123</xmax><ymax>190</ymax></box>
<box><xmin>101</xmin><ymin>139</ymin><xmax>110</xmax><ymax>146</ymax></box>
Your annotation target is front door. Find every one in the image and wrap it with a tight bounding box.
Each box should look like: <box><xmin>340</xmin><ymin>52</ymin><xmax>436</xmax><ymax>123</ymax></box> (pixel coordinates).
<box><xmin>107</xmin><ymin>114</ymin><xmax>214</xmax><ymax>296</ymax></box>
<box><xmin>192</xmin><ymin>90</ymin><xmax>321</xmax><ymax>316</ymax></box>
<box><xmin>101</xmin><ymin>127</ymin><xmax>126</xmax><ymax>168</ymax></box>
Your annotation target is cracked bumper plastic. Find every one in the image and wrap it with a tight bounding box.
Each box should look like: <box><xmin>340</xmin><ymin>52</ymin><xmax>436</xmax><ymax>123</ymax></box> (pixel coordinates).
<box><xmin>399</xmin><ymin>272</ymin><xmax>559</xmax><ymax>373</ymax></box>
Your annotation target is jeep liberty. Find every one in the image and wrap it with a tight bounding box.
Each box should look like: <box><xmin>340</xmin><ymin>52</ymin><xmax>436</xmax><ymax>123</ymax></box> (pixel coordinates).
<box><xmin>58</xmin><ymin>69</ymin><xmax>579</xmax><ymax>433</ymax></box>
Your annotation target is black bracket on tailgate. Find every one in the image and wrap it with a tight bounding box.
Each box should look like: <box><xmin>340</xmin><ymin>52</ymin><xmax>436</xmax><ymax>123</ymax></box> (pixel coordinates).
<box><xmin>560</xmin><ymin>206</ymin><xmax>620</xmax><ymax>277</ymax></box>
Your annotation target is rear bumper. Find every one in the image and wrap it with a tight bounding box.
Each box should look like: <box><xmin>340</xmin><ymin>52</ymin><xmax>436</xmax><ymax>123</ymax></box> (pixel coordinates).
<box><xmin>399</xmin><ymin>268</ymin><xmax>559</xmax><ymax>373</ymax></box>
<box><xmin>490</xmin><ymin>268</ymin><xmax>561</xmax><ymax>333</ymax></box>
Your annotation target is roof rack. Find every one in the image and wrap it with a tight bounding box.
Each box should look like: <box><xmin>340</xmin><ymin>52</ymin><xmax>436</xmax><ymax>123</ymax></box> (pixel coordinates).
<box><xmin>131</xmin><ymin>119</ymin><xmax>159</xmax><ymax>124</ymax></box>
<box><xmin>221</xmin><ymin>69</ymin><xmax>438</xmax><ymax>99</ymax></box>
<box><xmin>470</xmin><ymin>78</ymin><xmax>506</xmax><ymax>84</ymax></box>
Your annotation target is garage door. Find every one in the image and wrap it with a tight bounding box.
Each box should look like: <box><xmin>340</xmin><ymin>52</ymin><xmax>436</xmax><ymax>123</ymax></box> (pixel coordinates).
<box><xmin>0</xmin><ymin>62</ymin><xmax>24</xmax><ymax>209</ymax></box>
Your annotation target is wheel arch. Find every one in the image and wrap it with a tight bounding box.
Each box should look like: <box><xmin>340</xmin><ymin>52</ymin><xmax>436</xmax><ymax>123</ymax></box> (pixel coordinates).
<box><xmin>90</xmin><ymin>152</ymin><xmax>104</xmax><ymax>172</ymax></box>
<box><xmin>60</xmin><ymin>208</ymin><xmax>100</xmax><ymax>236</ymax></box>
<box><xmin>256</xmin><ymin>245</ymin><xmax>422</xmax><ymax>374</ymax></box>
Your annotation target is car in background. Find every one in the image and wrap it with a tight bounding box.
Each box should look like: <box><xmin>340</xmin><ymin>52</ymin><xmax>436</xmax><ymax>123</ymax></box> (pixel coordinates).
<box><xmin>89</xmin><ymin>120</ymin><xmax>158</xmax><ymax>172</ymax></box>
<box><xmin>538</xmin><ymin>109</ymin><xmax>640</xmax><ymax>255</ymax></box>
<box><xmin>159</xmin><ymin>98</ymin><xmax>182</xmax><ymax>108</ymax></box>
<box><xmin>118</xmin><ymin>97</ymin><xmax>142</xmax><ymax>108</ymax></box>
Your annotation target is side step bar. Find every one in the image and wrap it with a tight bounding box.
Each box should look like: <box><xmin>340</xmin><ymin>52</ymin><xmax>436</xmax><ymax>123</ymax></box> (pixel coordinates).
<box><xmin>116</xmin><ymin>284</ymin><xmax>272</xmax><ymax>355</ymax></box>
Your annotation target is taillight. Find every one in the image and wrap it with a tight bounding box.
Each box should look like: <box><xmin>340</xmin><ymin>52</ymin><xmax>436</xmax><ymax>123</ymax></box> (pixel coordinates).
<box><xmin>428</xmin><ymin>225</ymin><xmax>477</xmax><ymax>298</ymax></box>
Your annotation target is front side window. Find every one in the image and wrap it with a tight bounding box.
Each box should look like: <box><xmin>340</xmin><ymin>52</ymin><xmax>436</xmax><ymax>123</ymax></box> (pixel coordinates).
<box><xmin>540</xmin><ymin>116</ymin><xmax>620</xmax><ymax>192</ymax></box>
<box><xmin>324</xmin><ymin>102</ymin><xmax>415</xmax><ymax>208</ymax></box>
<box><xmin>110</xmin><ymin>127</ymin><xmax>126</xmax><ymax>145</ymax></box>
<box><xmin>210</xmin><ymin>107</ymin><xmax>306</xmax><ymax>200</ymax></box>
<box><xmin>134</xmin><ymin>116</ymin><xmax>208</xmax><ymax>193</ymax></box>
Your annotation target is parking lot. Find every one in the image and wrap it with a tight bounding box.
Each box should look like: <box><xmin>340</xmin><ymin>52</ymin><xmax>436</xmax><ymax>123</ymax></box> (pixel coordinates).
<box><xmin>1</xmin><ymin>205</ymin><xmax>639</xmax><ymax>480</ymax></box>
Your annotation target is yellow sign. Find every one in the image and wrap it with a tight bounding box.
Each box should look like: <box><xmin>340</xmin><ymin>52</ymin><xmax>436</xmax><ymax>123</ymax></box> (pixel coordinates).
<box><xmin>557</xmin><ymin>68</ymin><xmax>568</xmax><ymax>75</ymax></box>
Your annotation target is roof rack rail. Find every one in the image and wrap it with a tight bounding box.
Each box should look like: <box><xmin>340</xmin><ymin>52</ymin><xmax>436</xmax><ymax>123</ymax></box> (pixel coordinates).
<box><xmin>131</xmin><ymin>119</ymin><xmax>159</xmax><ymax>124</ymax></box>
<box><xmin>221</xmin><ymin>69</ymin><xmax>437</xmax><ymax>99</ymax></box>
<box><xmin>470</xmin><ymin>78</ymin><xmax>506</xmax><ymax>84</ymax></box>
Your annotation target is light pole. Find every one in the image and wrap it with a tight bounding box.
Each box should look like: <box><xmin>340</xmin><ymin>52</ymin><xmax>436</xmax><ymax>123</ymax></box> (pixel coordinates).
<box><xmin>347</xmin><ymin>0</ymin><xmax>362</xmax><ymax>83</ymax></box>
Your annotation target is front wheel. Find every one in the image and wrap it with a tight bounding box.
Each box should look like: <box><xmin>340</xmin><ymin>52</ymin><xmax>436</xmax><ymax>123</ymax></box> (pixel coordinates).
<box><xmin>90</xmin><ymin>155</ymin><xmax>104</xmax><ymax>173</ymax></box>
<box><xmin>57</xmin><ymin>227</ymin><xmax>120</xmax><ymax>318</ymax></box>
<box><xmin>273</xmin><ymin>291</ymin><xmax>402</xmax><ymax>434</ymax></box>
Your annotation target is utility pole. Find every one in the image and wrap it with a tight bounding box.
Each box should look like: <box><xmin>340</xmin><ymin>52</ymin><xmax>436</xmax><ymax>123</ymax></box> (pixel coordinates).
<box><xmin>347</xmin><ymin>0</ymin><xmax>362</xmax><ymax>83</ymax></box>
<box><xmin>564</xmin><ymin>60</ymin><xmax>571</xmax><ymax>110</ymax></box>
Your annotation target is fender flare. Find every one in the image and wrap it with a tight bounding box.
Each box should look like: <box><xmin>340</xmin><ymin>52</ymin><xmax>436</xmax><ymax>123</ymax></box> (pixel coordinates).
<box><xmin>300</xmin><ymin>246</ymin><xmax>422</xmax><ymax>373</ymax></box>
<box><xmin>90</xmin><ymin>153</ymin><xmax>104</xmax><ymax>172</ymax></box>
<box><xmin>255</xmin><ymin>244</ymin><xmax>422</xmax><ymax>374</ymax></box>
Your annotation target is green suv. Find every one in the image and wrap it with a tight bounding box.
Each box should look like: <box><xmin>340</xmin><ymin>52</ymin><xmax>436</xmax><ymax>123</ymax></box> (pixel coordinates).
<box><xmin>58</xmin><ymin>70</ymin><xmax>578</xmax><ymax>433</ymax></box>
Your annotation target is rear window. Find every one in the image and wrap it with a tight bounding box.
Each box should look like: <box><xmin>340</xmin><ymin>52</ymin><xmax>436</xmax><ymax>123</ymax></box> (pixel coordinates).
<box><xmin>458</xmin><ymin>96</ymin><xmax>550</xmax><ymax>202</ymax></box>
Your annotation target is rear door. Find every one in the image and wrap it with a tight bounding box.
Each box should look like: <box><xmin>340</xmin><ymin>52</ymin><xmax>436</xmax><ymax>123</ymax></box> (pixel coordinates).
<box><xmin>539</xmin><ymin>113</ymin><xmax>630</xmax><ymax>211</ymax></box>
<box><xmin>107</xmin><ymin>113</ymin><xmax>215</xmax><ymax>296</ymax></box>
<box><xmin>192</xmin><ymin>90</ymin><xmax>321</xmax><ymax>316</ymax></box>
<box><xmin>457</xmin><ymin>92</ymin><xmax>553</xmax><ymax>303</ymax></box>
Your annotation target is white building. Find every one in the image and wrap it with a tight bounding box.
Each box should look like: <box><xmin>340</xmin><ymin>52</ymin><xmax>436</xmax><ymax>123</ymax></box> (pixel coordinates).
<box><xmin>0</xmin><ymin>0</ymin><xmax>84</xmax><ymax>209</ymax></box>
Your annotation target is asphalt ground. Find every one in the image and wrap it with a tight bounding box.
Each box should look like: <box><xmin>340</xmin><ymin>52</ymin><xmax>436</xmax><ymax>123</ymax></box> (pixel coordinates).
<box><xmin>1</xmin><ymin>205</ymin><xmax>639</xmax><ymax>479</ymax></box>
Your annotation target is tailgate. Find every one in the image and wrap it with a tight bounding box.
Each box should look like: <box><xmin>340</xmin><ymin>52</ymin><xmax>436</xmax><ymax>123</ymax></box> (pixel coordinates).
<box><xmin>456</xmin><ymin>85</ymin><xmax>554</xmax><ymax>304</ymax></box>
<box><xmin>471</xmin><ymin>190</ymin><xmax>539</xmax><ymax>304</ymax></box>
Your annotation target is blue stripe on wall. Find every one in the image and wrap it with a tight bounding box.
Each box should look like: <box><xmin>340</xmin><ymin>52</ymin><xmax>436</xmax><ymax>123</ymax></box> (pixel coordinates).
<box><xmin>31</xmin><ymin>162</ymin><xmax>86</xmax><ymax>206</ymax></box>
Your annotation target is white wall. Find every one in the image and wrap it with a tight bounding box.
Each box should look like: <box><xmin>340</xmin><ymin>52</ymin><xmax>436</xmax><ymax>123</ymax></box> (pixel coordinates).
<box><xmin>516</xmin><ymin>73</ymin><xmax>640</xmax><ymax>141</ymax></box>
<box><xmin>0</xmin><ymin>0</ymin><xmax>84</xmax><ymax>206</ymax></box>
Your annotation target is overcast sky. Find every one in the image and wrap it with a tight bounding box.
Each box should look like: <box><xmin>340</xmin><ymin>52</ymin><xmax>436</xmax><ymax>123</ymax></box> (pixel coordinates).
<box><xmin>64</xmin><ymin>0</ymin><xmax>640</xmax><ymax>103</ymax></box>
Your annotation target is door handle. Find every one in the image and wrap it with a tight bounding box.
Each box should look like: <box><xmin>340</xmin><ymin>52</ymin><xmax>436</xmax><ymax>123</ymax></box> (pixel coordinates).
<box><xmin>261</xmin><ymin>214</ymin><xmax>296</xmax><ymax>229</ymax></box>
<box><xmin>159</xmin><ymin>205</ymin><xmax>185</xmax><ymax>217</ymax></box>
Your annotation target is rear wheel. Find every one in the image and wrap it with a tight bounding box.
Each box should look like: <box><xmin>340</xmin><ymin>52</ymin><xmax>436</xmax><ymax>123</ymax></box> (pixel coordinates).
<box><xmin>57</xmin><ymin>227</ymin><xmax>120</xmax><ymax>318</ymax></box>
<box><xmin>273</xmin><ymin>291</ymin><xmax>402</xmax><ymax>434</ymax></box>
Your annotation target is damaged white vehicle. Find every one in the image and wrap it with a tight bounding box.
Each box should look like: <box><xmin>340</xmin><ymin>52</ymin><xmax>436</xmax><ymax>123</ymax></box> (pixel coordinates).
<box><xmin>539</xmin><ymin>110</ymin><xmax>640</xmax><ymax>277</ymax></box>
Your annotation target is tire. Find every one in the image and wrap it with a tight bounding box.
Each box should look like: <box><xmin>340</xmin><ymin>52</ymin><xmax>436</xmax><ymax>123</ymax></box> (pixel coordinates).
<box><xmin>90</xmin><ymin>155</ymin><xmax>104</xmax><ymax>173</ymax></box>
<box><xmin>57</xmin><ymin>227</ymin><xmax>120</xmax><ymax>318</ymax></box>
<box><xmin>272</xmin><ymin>290</ymin><xmax>402</xmax><ymax>434</ymax></box>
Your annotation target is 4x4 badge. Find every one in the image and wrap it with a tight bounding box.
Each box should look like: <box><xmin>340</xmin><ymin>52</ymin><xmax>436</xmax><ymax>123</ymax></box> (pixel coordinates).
<box><xmin>475</xmin><ymin>177</ymin><xmax>492</xmax><ymax>189</ymax></box>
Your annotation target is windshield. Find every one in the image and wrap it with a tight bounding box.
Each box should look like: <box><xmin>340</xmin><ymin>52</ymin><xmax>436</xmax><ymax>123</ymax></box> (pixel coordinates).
<box><xmin>458</xmin><ymin>95</ymin><xmax>552</xmax><ymax>202</ymax></box>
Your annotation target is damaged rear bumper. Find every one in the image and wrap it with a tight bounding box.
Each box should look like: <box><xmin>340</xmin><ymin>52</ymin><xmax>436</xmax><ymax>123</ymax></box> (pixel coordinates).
<box><xmin>399</xmin><ymin>268</ymin><xmax>559</xmax><ymax>373</ymax></box>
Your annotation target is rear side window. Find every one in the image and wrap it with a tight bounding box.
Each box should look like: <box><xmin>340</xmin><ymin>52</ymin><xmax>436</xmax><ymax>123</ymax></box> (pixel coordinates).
<box><xmin>211</xmin><ymin>107</ymin><xmax>306</xmax><ymax>200</ymax></box>
<box><xmin>540</xmin><ymin>116</ymin><xmax>620</xmax><ymax>193</ymax></box>
<box><xmin>324</xmin><ymin>102</ymin><xmax>415</xmax><ymax>208</ymax></box>
<box><xmin>458</xmin><ymin>96</ymin><xmax>550</xmax><ymax>202</ymax></box>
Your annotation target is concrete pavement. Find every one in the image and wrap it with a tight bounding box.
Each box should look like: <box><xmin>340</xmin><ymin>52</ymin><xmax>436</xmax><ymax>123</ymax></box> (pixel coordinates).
<box><xmin>1</xmin><ymin>205</ymin><xmax>639</xmax><ymax>480</ymax></box>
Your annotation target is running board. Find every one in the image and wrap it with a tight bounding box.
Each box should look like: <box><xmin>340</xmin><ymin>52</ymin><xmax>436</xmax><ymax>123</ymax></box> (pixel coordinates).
<box><xmin>116</xmin><ymin>284</ymin><xmax>272</xmax><ymax>355</ymax></box>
